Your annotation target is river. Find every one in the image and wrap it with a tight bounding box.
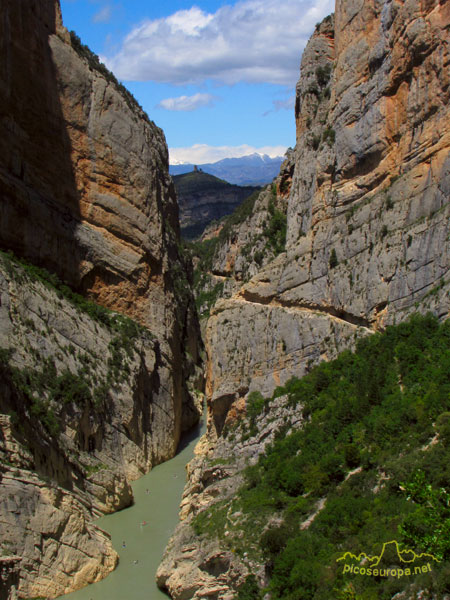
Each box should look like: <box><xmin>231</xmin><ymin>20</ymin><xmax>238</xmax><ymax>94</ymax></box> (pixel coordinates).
<box><xmin>64</xmin><ymin>417</ymin><xmax>205</xmax><ymax>600</ymax></box>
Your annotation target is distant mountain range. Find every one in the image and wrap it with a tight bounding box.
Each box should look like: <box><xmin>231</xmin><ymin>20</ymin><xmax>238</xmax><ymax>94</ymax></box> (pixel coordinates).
<box><xmin>170</xmin><ymin>153</ymin><xmax>284</xmax><ymax>186</ymax></box>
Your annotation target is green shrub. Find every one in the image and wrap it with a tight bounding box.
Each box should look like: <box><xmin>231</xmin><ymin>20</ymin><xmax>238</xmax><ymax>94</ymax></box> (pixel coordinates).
<box><xmin>263</xmin><ymin>199</ymin><xmax>287</xmax><ymax>256</ymax></box>
<box><xmin>316</xmin><ymin>64</ymin><xmax>332</xmax><ymax>87</ymax></box>
<box><xmin>436</xmin><ymin>412</ymin><xmax>450</xmax><ymax>446</ymax></box>
<box><xmin>399</xmin><ymin>469</ymin><xmax>450</xmax><ymax>560</ymax></box>
<box><xmin>322</xmin><ymin>127</ymin><xmax>335</xmax><ymax>145</ymax></box>
<box><xmin>246</xmin><ymin>391</ymin><xmax>265</xmax><ymax>421</ymax></box>
<box><xmin>329</xmin><ymin>248</ymin><xmax>338</xmax><ymax>268</ymax></box>
<box><xmin>230</xmin><ymin>314</ymin><xmax>450</xmax><ymax>599</ymax></box>
<box><xmin>310</xmin><ymin>134</ymin><xmax>321</xmax><ymax>150</ymax></box>
<box><xmin>236</xmin><ymin>574</ymin><xmax>261</xmax><ymax>600</ymax></box>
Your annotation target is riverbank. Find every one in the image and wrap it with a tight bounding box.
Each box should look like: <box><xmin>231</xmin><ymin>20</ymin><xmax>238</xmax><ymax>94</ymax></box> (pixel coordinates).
<box><xmin>63</xmin><ymin>417</ymin><xmax>205</xmax><ymax>600</ymax></box>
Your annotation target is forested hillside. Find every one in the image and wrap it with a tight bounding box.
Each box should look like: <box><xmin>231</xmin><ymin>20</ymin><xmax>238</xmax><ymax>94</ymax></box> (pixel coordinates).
<box><xmin>160</xmin><ymin>314</ymin><xmax>450</xmax><ymax>599</ymax></box>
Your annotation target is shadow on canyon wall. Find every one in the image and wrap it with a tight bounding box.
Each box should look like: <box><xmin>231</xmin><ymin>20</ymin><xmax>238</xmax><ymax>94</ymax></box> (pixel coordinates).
<box><xmin>0</xmin><ymin>0</ymin><xmax>83</xmax><ymax>285</ymax></box>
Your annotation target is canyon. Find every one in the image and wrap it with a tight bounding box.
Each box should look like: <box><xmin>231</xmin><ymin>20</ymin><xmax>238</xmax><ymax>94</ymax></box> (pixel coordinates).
<box><xmin>0</xmin><ymin>0</ymin><xmax>449</xmax><ymax>598</ymax></box>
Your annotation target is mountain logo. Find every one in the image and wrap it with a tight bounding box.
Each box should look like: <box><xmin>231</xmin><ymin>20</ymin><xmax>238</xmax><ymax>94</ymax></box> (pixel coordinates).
<box><xmin>336</xmin><ymin>540</ymin><xmax>440</xmax><ymax>579</ymax></box>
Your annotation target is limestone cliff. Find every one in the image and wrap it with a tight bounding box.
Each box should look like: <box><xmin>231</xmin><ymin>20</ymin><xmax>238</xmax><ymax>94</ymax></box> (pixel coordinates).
<box><xmin>0</xmin><ymin>0</ymin><xmax>202</xmax><ymax>446</ymax></box>
<box><xmin>205</xmin><ymin>0</ymin><xmax>449</xmax><ymax>440</ymax></box>
<box><xmin>157</xmin><ymin>394</ymin><xmax>301</xmax><ymax>599</ymax></box>
<box><xmin>159</xmin><ymin>0</ymin><xmax>450</xmax><ymax>597</ymax></box>
<box><xmin>190</xmin><ymin>155</ymin><xmax>292</xmax><ymax>324</ymax></box>
<box><xmin>0</xmin><ymin>0</ymin><xmax>202</xmax><ymax>597</ymax></box>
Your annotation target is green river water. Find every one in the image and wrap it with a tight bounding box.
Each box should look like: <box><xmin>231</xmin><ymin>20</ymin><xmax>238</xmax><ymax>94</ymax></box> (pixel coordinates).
<box><xmin>64</xmin><ymin>417</ymin><xmax>205</xmax><ymax>600</ymax></box>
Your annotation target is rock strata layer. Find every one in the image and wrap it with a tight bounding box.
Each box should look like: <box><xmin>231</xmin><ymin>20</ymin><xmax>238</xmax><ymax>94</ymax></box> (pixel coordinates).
<box><xmin>0</xmin><ymin>252</ymin><xmax>187</xmax><ymax>597</ymax></box>
<box><xmin>161</xmin><ymin>0</ymin><xmax>450</xmax><ymax>596</ymax></box>
<box><xmin>0</xmin><ymin>0</ymin><xmax>202</xmax><ymax>597</ymax></box>
<box><xmin>157</xmin><ymin>395</ymin><xmax>301</xmax><ymax>599</ymax></box>
<box><xmin>0</xmin><ymin>0</ymin><xmax>202</xmax><ymax>445</ymax></box>
<box><xmin>205</xmin><ymin>0</ymin><xmax>450</xmax><ymax>441</ymax></box>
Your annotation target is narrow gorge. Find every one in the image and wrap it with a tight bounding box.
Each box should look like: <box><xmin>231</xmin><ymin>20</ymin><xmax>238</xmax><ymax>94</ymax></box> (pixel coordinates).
<box><xmin>157</xmin><ymin>0</ymin><xmax>450</xmax><ymax>598</ymax></box>
<box><xmin>0</xmin><ymin>0</ymin><xmax>449</xmax><ymax>599</ymax></box>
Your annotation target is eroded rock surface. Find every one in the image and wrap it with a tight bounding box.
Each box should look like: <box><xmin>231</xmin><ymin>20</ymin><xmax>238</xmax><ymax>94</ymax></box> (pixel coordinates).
<box><xmin>205</xmin><ymin>0</ymin><xmax>450</xmax><ymax>440</ymax></box>
<box><xmin>157</xmin><ymin>395</ymin><xmax>300</xmax><ymax>600</ymax></box>
<box><xmin>161</xmin><ymin>0</ymin><xmax>450</xmax><ymax>596</ymax></box>
<box><xmin>0</xmin><ymin>0</ymin><xmax>202</xmax><ymax>597</ymax></box>
<box><xmin>0</xmin><ymin>254</ymin><xmax>187</xmax><ymax>596</ymax></box>
<box><xmin>0</xmin><ymin>0</ymin><xmax>202</xmax><ymax>445</ymax></box>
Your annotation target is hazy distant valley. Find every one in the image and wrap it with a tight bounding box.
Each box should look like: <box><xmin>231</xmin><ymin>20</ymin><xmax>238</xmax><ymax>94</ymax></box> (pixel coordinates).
<box><xmin>170</xmin><ymin>154</ymin><xmax>284</xmax><ymax>186</ymax></box>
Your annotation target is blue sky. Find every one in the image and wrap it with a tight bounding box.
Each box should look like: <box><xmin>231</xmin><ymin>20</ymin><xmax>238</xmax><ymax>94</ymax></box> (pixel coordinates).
<box><xmin>60</xmin><ymin>0</ymin><xmax>334</xmax><ymax>164</ymax></box>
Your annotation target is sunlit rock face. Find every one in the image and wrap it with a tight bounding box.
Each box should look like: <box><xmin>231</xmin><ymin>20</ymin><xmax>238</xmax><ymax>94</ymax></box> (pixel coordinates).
<box><xmin>0</xmin><ymin>0</ymin><xmax>202</xmax><ymax>597</ymax></box>
<box><xmin>158</xmin><ymin>3</ymin><xmax>450</xmax><ymax>597</ymax></box>
<box><xmin>205</xmin><ymin>0</ymin><xmax>450</xmax><ymax>439</ymax></box>
<box><xmin>0</xmin><ymin>0</ymin><xmax>202</xmax><ymax>447</ymax></box>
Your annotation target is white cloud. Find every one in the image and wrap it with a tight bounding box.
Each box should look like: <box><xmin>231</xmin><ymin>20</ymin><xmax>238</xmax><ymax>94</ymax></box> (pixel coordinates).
<box><xmin>169</xmin><ymin>144</ymin><xmax>288</xmax><ymax>165</ymax></box>
<box><xmin>166</xmin><ymin>7</ymin><xmax>214</xmax><ymax>36</ymax></box>
<box><xmin>92</xmin><ymin>5</ymin><xmax>112</xmax><ymax>24</ymax></box>
<box><xmin>263</xmin><ymin>95</ymin><xmax>296</xmax><ymax>116</ymax></box>
<box><xmin>157</xmin><ymin>93</ymin><xmax>219</xmax><ymax>112</ymax></box>
<box><xmin>104</xmin><ymin>0</ymin><xmax>334</xmax><ymax>85</ymax></box>
<box><xmin>273</xmin><ymin>97</ymin><xmax>296</xmax><ymax>111</ymax></box>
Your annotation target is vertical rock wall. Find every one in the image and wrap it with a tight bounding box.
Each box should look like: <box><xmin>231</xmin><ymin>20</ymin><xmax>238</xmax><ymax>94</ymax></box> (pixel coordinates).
<box><xmin>0</xmin><ymin>0</ymin><xmax>202</xmax><ymax>455</ymax></box>
<box><xmin>0</xmin><ymin>0</ymin><xmax>202</xmax><ymax>596</ymax></box>
<box><xmin>204</xmin><ymin>0</ymin><xmax>449</xmax><ymax>440</ymax></box>
<box><xmin>158</xmin><ymin>3</ymin><xmax>450</xmax><ymax>597</ymax></box>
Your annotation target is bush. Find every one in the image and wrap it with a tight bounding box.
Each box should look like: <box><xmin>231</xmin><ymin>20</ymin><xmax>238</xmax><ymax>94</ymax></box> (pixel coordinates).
<box><xmin>329</xmin><ymin>248</ymin><xmax>338</xmax><ymax>268</ymax></box>
<box><xmin>237</xmin><ymin>575</ymin><xmax>261</xmax><ymax>600</ymax></box>
<box><xmin>436</xmin><ymin>412</ymin><xmax>450</xmax><ymax>446</ymax></box>
<box><xmin>231</xmin><ymin>314</ymin><xmax>450</xmax><ymax>599</ymax></box>
<box><xmin>322</xmin><ymin>127</ymin><xmax>335</xmax><ymax>145</ymax></box>
<box><xmin>399</xmin><ymin>469</ymin><xmax>450</xmax><ymax>560</ymax></box>
<box><xmin>263</xmin><ymin>199</ymin><xmax>287</xmax><ymax>256</ymax></box>
<box><xmin>310</xmin><ymin>134</ymin><xmax>321</xmax><ymax>150</ymax></box>
<box><xmin>316</xmin><ymin>64</ymin><xmax>332</xmax><ymax>87</ymax></box>
<box><xmin>261</xmin><ymin>525</ymin><xmax>291</xmax><ymax>557</ymax></box>
<box><xmin>246</xmin><ymin>391</ymin><xmax>265</xmax><ymax>422</ymax></box>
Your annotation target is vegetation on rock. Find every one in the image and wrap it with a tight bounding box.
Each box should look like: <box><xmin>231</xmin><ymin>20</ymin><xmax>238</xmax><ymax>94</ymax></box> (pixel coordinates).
<box><xmin>0</xmin><ymin>249</ymin><xmax>148</xmax><ymax>338</ymax></box>
<box><xmin>173</xmin><ymin>170</ymin><xmax>261</xmax><ymax>240</ymax></box>
<box><xmin>0</xmin><ymin>250</ymin><xmax>153</xmax><ymax>436</ymax></box>
<box><xmin>193</xmin><ymin>314</ymin><xmax>450</xmax><ymax>599</ymax></box>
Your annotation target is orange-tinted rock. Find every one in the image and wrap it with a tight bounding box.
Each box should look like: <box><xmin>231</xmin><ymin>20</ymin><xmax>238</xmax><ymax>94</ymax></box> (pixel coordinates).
<box><xmin>0</xmin><ymin>0</ymin><xmax>202</xmax><ymax>597</ymax></box>
<box><xmin>0</xmin><ymin>0</ymin><xmax>202</xmax><ymax>446</ymax></box>
<box><xmin>204</xmin><ymin>0</ymin><xmax>449</xmax><ymax>437</ymax></box>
